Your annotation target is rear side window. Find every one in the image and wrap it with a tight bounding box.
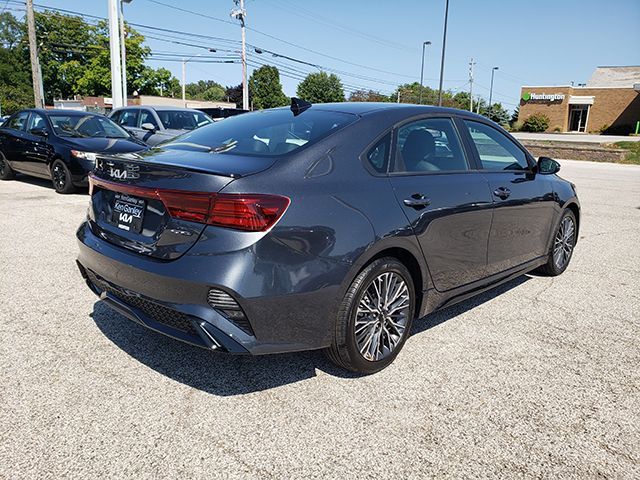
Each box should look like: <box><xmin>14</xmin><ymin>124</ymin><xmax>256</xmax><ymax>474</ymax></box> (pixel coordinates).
<box><xmin>164</xmin><ymin>108</ymin><xmax>357</xmax><ymax>157</ymax></box>
<box><xmin>6</xmin><ymin>112</ymin><xmax>29</xmax><ymax>131</ymax></box>
<box><xmin>393</xmin><ymin>117</ymin><xmax>468</xmax><ymax>173</ymax></box>
<box><xmin>463</xmin><ymin>120</ymin><xmax>529</xmax><ymax>171</ymax></box>
<box><xmin>366</xmin><ymin>133</ymin><xmax>391</xmax><ymax>174</ymax></box>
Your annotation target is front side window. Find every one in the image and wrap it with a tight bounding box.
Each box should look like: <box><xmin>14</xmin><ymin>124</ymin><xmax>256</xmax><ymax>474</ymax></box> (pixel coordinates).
<box><xmin>393</xmin><ymin>117</ymin><xmax>468</xmax><ymax>173</ymax></box>
<box><xmin>27</xmin><ymin>113</ymin><xmax>47</xmax><ymax>134</ymax></box>
<box><xmin>157</xmin><ymin>110</ymin><xmax>212</xmax><ymax>131</ymax></box>
<box><xmin>49</xmin><ymin>115</ymin><xmax>130</xmax><ymax>139</ymax></box>
<box><xmin>140</xmin><ymin>110</ymin><xmax>159</xmax><ymax>129</ymax></box>
<box><xmin>464</xmin><ymin>120</ymin><xmax>529</xmax><ymax>171</ymax></box>
<box><xmin>6</xmin><ymin>112</ymin><xmax>29</xmax><ymax>131</ymax></box>
<box><xmin>164</xmin><ymin>108</ymin><xmax>357</xmax><ymax>157</ymax></box>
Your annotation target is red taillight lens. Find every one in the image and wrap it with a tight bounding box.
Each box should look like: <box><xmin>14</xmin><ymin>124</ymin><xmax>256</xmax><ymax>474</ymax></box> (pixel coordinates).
<box><xmin>208</xmin><ymin>194</ymin><xmax>290</xmax><ymax>231</ymax></box>
<box><xmin>88</xmin><ymin>174</ymin><xmax>289</xmax><ymax>232</ymax></box>
<box><xmin>157</xmin><ymin>191</ymin><xmax>212</xmax><ymax>223</ymax></box>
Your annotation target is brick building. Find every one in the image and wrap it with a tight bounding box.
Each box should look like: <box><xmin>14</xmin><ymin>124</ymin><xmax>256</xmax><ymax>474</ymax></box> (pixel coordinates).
<box><xmin>518</xmin><ymin>66</ymin><xmax>640</xmax><ymax>134</ymax></box>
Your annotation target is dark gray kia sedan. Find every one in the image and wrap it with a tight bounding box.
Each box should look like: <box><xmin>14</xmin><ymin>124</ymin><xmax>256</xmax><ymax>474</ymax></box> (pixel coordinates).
<box><xmin>76</xmin><ymin>100</ymin><xmax>580</xmax><ymax>373</ymax></box>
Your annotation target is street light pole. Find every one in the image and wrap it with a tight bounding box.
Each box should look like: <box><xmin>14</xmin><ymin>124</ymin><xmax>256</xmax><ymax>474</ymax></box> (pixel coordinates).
<box><xmin>437</xmin><ymin>0</ymin><xmax>449</xmax><ymax>106</ymax></box>
<box><xmin>182</xmin><ymin>49</ymin><xmax>217</xmax><ymax>107</ymax></box>
<box><xmin>26</xmin><ymin>0</ymin><xmax>43</xmax><ymax>108</ymax></box>
<box><xmin>107</xmin><ymin>0</ymin><xmax>123</xmax><ymax>109</ymax></box>
<box><xmin>488</xmin><ymin>66</ymin><xmax>499</xmax><ymax>120</ymax></box>
<box><xmin>120</xmin><ymin>1</ymin><xmax>133</xmax><ymax>106</ymax></box>
<box><xmin>419</xmin><ymin>41</ymin><xmax>431</xmax><ymax>105</ymax></box>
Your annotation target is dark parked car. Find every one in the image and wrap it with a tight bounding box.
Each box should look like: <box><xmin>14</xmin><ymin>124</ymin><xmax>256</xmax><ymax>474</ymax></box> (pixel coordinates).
<box><xmin>76</xmin><ymin>101</ymin><xmax>580</xmax><ymax>373</ymax></box>
<box><xmin>196</xmin><ymin>107</ymin><xmax>249</xmax><ymax>121</ymax></box>
<box><xmin>0</xmin><ymin>109</ymin><xmax>147</xmax><ymax>193</ymax></box>
<box><xmin>109</xmin><ymin>106</ymin><xmax>213</xmax><ymax>146</ymax></box>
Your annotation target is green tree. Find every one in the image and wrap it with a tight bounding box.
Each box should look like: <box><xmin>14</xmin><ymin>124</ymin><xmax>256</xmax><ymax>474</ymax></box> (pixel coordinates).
<box><xmin>185</xmin><ymin>80</ymin><xmax>226</xmax><ymax>101</ymax></box>
<box><xmin>487</xmin><ymin>102</ymin><xmax>510</xmax><ymax>125</ymax></box>
<box><xmin>0</xmin><ymin>12</ymin><xmax>32</xmax><ymax>114</ymax></box>
<box><xmin>0</xmin><ymin>10</ymin><xmax>181</xmax><ymax>104</ymax></box>
<box><xmin>348</xmin><ymin>89</ymin><xmax>390</xmax><ymax>102</ymax></box>
<box><xmin>225</xmin><ymin>84</ymin><xmax>244</xmax><ymax>108</ymax></box>
<box><xmin>249</xmin><ymin>65</ymin><xmax>288</xmax><ymax>109</ymax></box>
<box><xmin>296</xmin><ymin>72</ymin><xmax>344</xmax><ymax>103</ymax></box>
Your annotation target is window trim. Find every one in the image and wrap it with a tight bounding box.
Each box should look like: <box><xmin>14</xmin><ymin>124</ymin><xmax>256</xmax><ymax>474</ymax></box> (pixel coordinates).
<box><xmin>139</xmin><ymin>108</ymin><xmax>160</xmax><ymax>130</ymax></box>
<box><xmin>388</xmin><ymin>114</ymin><xmax>473</xmax><ymax>177</ymax></box>
<box><xmin>460</xmin><ymin>118</ymin><xmax>536</xmax><ymax>173</ymax></box>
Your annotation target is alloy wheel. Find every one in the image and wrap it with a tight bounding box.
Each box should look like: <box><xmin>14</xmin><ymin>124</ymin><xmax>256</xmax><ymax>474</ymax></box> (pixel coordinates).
<box><xmin>52</xmin><ymin>163</ymin><xmax>67</xmax><ymax>190</ymax></box>
<box><xmin>553</xmin><ymin>216</ymin><xmax>575</xmax><ymax>270</ymax></box>
<box><xmin>355</xmin><ymin>271</ymin><xmax>411</xmax><ymax>362</ymax></box>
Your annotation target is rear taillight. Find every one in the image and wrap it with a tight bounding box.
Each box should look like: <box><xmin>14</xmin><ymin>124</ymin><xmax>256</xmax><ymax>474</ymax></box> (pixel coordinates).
<box><xmin>89</xmin><ymin>174</ymin><xmax>289</xmax><ymax>232</ymax></box>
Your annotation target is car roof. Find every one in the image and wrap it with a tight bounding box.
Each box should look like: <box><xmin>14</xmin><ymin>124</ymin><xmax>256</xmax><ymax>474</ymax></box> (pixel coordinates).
<box><xmin>311</xmin><ymin>102</ymin><xmax>486</xmax><ymax>119</ymax></box>
<box><xmin>115</xmin><ymin>106</ymin><xmax>203</xmax><ymax>112</ymax></box>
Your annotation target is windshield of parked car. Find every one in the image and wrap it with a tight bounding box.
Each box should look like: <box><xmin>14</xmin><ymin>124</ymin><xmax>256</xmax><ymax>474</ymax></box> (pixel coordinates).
<box><xmin>157</xmin><ymin>110</ymin><xmax>212</xmax><ymax>131</ymax></box>
<box><xmin>163</xmin><ymin>108</ymin><xmax>357</xmax><ymax>157</ymax></box>
<box><xmin>48</xmin><ymin>114</ymin><xmax>131</xmax><ymax>139</ymax></box>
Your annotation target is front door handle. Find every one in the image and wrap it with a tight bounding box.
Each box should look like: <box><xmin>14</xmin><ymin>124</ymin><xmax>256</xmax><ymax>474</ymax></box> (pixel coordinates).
<box><xmin>493</xmin><ymin>187</ymin><xmax>511</xmax><ymax>200</ymax></box>
<box><xmin>403</xmin><ymin>194</ymin><xmax>431</xmax><ymax>209</ymax></box>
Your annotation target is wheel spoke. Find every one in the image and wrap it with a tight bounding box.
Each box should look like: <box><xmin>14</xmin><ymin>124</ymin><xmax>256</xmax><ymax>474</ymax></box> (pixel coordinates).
<box><xmin>353</xmin><ymin>271</ymin><xmax>411</xmax><ymax>362</ymax></box>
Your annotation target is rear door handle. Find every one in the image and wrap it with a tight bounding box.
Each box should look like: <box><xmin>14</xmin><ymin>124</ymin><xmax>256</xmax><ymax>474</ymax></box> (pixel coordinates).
<box><xmin>403</xmin><ymin>194</ymin><xmax>431</xmax><ymax>209</ymax></box>
<box><xmin>493</xmin><ymin>187</ymin><xmax>511</xmax><ymax>200</ymax></box>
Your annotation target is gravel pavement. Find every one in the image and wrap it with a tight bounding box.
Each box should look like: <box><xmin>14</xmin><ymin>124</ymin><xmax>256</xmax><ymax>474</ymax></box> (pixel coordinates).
<box><xmin>1</xmin><ymin>160</ymin><xmax>639</xmax><ymax>478</ymax></box>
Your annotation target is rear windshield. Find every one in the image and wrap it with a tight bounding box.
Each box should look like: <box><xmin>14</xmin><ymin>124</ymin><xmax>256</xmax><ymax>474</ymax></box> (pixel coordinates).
<box><xmin>49</xmin><ymin>114</ymin><xmax>130</xmax><ymax>139</ymax></box>
<box><xmin>157</xmin><ymin>110</ymin><xmax>212</xmax><ymax>130</ymax></box>
<box><xmin>163</xmin><ymin>108</ymin><xmax>357</xmax><ymax>157</ymax></box>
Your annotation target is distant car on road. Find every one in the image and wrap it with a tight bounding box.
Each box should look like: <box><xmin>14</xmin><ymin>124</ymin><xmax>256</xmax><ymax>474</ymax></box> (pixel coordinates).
<box><xmin>0</xmin><ymin>109</ymin><xmax>147</xmax><ymax>193</ymax></box>
<box><xmin>109</xmin><ymin>106</ymin><xmax>213</xmax><ymax>146</ymax></box>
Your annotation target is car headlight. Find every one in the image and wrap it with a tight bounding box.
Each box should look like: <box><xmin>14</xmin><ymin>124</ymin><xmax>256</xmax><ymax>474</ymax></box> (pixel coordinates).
<box><xmin>71</xmin><ymin>150</ymin><xmax>97</xmax><ymax>162</ymax></box>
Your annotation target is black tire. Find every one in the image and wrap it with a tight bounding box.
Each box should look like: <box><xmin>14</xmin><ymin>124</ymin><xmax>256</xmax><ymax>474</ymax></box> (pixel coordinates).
<box><xmin>0</xmin><ymin>152</ymin><xmax>15</xmax><ymax>180</ymax></box>
<box><xmin>325</xmin><ymin>257</ymin><xmax>416</xmax><ymax>374</ymax></box>
<box><xmin>51</xmin><ymin>159</ymin><xmax>76</xmax><ymax>194</ymax></box>
<box><xmin>536</xmin><ymin>209</ymin><xmax>577</xmax><ymax>276</ymax></box>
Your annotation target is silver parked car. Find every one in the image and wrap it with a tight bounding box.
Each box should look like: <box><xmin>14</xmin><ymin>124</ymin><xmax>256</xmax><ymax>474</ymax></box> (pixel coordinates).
<box><xmin>109</xmin><ymin>106</ymin><xmax>213</xmax><ymax>146</ymax></box>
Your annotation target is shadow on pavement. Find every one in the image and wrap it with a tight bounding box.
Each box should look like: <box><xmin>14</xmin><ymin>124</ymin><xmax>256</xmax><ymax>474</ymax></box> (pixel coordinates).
<box><xmin>9</xmin><ymin>174</ymin><xmax>88</xmax><ymax>195</ymax></box>
<box><xmin>91</xmin><ymin>275</ymin><xmax>531</xmax><ymax>396</ymax></box>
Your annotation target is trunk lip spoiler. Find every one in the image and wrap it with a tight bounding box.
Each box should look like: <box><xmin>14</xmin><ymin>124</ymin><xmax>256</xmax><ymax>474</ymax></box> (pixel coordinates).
<box><xmin>88</xmin><ymin>172</ymin><xmax>214</xmax><ymax>200</ymax></box>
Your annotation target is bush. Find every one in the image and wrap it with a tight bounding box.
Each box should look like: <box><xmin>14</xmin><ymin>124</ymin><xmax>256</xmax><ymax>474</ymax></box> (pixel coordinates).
<box><xmin>521</xmin><ymin>113</ymin><xmax>550</xmax><ymax>132</ymax></box>
<box><xmin>511</xmin><ymin>121</ymin><xmax>523</xmax><ymax>132</ymax></box>
<box><xmin>553</xmin><ymin>126</ymin><xmax>562</xmax><ymax>133</ymax></box>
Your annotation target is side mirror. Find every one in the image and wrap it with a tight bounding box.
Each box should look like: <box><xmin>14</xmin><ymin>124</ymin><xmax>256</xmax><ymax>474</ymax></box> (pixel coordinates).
<box><xmin>141</xmin><ymin>122</ymin><xmax>156</xmax><ymax>132</ymax></box>
<box><xmin>537</xmin><ymin>156</ymin><xmax>561</xmax><ymax>175</ymax></box>
<box><xmin>30</xmin><ymin>127</ymin><xmax>48</xmax><ymax>137</ymax></box>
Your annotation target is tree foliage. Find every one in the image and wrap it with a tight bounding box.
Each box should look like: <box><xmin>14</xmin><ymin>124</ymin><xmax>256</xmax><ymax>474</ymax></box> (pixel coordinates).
<box><xmin>185</xmin><ymin>80</ymin><xmax>226</xmax><ymax>102</ymax></box>
<box><xmin>348</xmin><ymin>89</ymin><xmax>391</xmax><ymax>102</ymax></box>
<box><xmin>0</xmin><ymin>10</ymin><xmax>182</xmax><ymax>109</ymax></box>
<box><xmin>522</xmin><ymin>113</ymin><xmax>550</xmax><ymax>132</ymax></box>
<box><xmin>249</xmin><ymin>65</ymin><xmax>288</xmax><ymax>109</ymax></box>
<box><xmin>297</xmin><ymin>72</ymin><xmax>344</xmax><ymax>103</ymax></box>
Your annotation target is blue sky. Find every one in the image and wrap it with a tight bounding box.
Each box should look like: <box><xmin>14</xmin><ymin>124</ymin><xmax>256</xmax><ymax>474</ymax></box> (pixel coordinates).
<box><xmin>18</xmin><ymin>0</ymin><xmax>640</xmax><ymax>111</ymax></box>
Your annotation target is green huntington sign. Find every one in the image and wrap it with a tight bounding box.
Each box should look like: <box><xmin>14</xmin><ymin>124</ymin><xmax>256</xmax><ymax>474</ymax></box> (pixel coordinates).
<box><xmin>522</xmin><ymin>91</ymin><xmax>565</xmax><ymax>102</ymax></box>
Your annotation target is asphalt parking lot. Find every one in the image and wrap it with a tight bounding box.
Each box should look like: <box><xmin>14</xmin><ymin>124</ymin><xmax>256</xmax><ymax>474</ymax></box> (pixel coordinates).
<box><xmin>1</xmin><ymin>160</ymin><xmax>639</xmax><ymax>478</ymax></box>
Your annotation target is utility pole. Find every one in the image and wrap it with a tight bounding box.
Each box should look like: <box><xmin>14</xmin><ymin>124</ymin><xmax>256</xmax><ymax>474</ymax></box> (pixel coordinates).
<box><xmin>107</xmin><ymin>0</ymin><xmax>123</xmax><ymax>108</ymax></box>
<box><xmin>231</xmin><ymin>0</ymin><xmax>248</xmax><ymax>110</ymax></box>
<box><xmin>437</xmin><ymin>0</ymin><xmax>450</xmax><ymax>106</ymax></box>
<box><xmin>26</xmin><ymin>0</ymin><xmax>43</xmax><ymax>108</ymax></box>
<box><xmin>182</xmin><ymin>58</ymin><xmax>187</xmax><ymax>106</ymax></box>
<box><xmin>468</xmin><ymin>57</ymin><xmax>475</xmax><ymax>112</ymax></box>
<box><xmin>419</xmin><ymin>41</ymin><xmax>431</xmax><ymax>104</ymax></box>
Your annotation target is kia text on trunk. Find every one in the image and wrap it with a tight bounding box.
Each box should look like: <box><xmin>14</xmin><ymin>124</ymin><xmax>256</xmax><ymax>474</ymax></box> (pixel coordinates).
<box><xmin>77</xmin><ymin>100</ymin><xmax>579</xmax><ymax>373</ymax></box>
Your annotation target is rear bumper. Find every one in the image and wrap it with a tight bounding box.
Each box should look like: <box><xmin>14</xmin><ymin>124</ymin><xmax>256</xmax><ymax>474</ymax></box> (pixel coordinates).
<box><xmin>76</xmin><ymin>220</ymin><xmax>348</xmax><ymax>355</ymax></box>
